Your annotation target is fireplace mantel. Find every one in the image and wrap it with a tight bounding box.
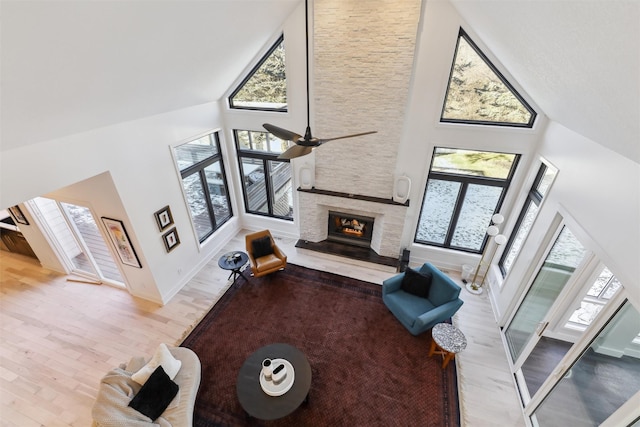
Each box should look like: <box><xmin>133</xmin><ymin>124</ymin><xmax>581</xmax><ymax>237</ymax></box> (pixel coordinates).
<box><xmin>297</xmin><ymin>189</ymin><xmax>409</xmax><ymax>258</ymax></box>
<box><xmin>297</xmin><ymin>187</ymin><xmax>409</xmax><ymax>207</ymax></box>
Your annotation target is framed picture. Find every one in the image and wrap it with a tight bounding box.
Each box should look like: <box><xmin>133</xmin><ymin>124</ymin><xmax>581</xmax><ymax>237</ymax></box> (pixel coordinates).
<box><xmin>101</xmin><ymin>217</ymin><xmax>142</xmax><ymax>268</ymax></box>
<box><xmin>154</xmin><ymin>205</ymin><xmax>174</xmax><ymax>231</ymax></box>
<box><xmin>8</xmin><ymin>205</ymin><xmax>29</xmax><ymax>225</ymax></box>
<box><xmin>162</xmin><ymin>227</ymin><xmax>180</xmax><ymax>253</ymax></box>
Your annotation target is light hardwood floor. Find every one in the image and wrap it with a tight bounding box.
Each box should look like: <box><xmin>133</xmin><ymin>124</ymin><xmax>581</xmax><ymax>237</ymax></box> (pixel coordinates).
<box><xmin>0</xmin><ymin>230</ymin><xmax>525</xmax><ymax>426</ymax></box>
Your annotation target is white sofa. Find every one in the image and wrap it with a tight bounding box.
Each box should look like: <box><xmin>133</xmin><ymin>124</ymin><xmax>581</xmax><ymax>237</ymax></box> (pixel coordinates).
<box><xmin>92</xmin><ymin>346</ymin><xmax>201</xmax><ymax>427</ymax></box>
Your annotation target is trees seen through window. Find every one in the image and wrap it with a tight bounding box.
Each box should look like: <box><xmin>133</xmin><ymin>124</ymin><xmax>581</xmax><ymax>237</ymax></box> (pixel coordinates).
<box><xmin>229</xmin><ymin>35</ymin><xmax>287</xmax><ymax>111</ymax></box>
<box><xmin>442</xmin><ymin>29</ymin><xmax>536</xmax><ymax>127</ymax></box>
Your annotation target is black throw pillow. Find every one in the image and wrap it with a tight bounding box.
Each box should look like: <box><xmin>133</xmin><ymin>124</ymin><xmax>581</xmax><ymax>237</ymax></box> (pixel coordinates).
<box><xmin>400</xmin><ymin>268</ymin><xmax>432</xmax><ymax>298</ymax></box>
<box><xmin>129</xmin><ymin>365</ymin><xmax>179</xmax><ymax>421</ymax></box>
<box><xmin>252</xmin><ymin>236</ymin><xmax>274</xmax><ymax>258</ymax></box>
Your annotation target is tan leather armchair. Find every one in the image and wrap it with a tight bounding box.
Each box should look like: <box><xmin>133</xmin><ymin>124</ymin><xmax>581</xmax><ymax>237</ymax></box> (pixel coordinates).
<box><xmin>245</xmin><ymin>230</ymin><xmax>287</xmax><ymax>277</ymax></box>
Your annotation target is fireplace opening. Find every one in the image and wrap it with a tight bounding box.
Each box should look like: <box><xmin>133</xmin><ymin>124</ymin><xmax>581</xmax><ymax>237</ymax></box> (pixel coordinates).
<box><xmin>327</xmin><ymin>211</ymin><xmax>374</xmax><ymax>247</ymax></box>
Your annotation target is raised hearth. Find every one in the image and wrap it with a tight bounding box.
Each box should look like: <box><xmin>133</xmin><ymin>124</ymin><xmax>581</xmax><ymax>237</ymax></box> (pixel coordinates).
<box><xmin>295</xmin><ymin>239</ymin><xmax>399</xmax><ymax>269</ymax></box>
<box><xmin>298</xmin><ymin>190</ymin><xmax>408</xmax><ymax>258</ymax></box>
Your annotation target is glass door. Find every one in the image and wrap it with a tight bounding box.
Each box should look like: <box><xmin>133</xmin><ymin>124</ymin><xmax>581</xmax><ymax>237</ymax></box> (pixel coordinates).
<box><xmin>505</xmin><ymin>226</ymin><xmax>587</xmax><ymax>363</ymax></box>
<box><xmin>30</xmin><ymin>197</ymin><xmax>125</xmax><ymax>287</ymax></box>
<box><xmin>530</xmin><ymin>300</ymin><xmax>640</xmax><ymax>426</ymax></box>
<box><xmin>519</xmin><ymin>264</ymin><xmax>624</xmax><ymax>399</ymax></box>
<box><xmin>59</xmin><ymin>202</ymin><xmax>125</xmax><ymax>285</ymax></box>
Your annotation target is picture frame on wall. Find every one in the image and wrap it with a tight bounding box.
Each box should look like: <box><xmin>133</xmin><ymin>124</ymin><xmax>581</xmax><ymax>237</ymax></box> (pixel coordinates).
<box><xmin>101</xmin><ymin>217</ymin><xmax>142</xmax><ymax>268</ymax></box>
<box><xmin>154</xmin><ymin>205</ymin><xmax>174</xmax><ymax>231</ymax></box>
<box><xmin>8</xmin><ymin>205</ymin><xmax>29</xmax><ymax>225</ymax></box>
<box><xmin>162</xmin><ymin>227</ymin><xmax>180</xmax><ymax>253</ymax></box>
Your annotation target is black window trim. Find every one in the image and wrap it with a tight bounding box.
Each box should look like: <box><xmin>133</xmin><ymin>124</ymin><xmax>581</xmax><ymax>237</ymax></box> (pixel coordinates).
<box><xmin>228</xmin><ymin>34</ymin><xmax>287</xmax><ymax>113</ymax></box>
<box><xmin>440</xmin><ymin>28</ymin><xmax>537</xmax><ymax>129</ymax></box>
<box><xmin>178</xmin><ymin>132</ymin><xmax>233</xmax><ymax>242</ymax></box>
<box><xmin>498</xmin><ymin>163</ymin><xmax>548</xmax><ymax>275</ymax></box>
<box><xmin>414</xmin><ymin>147</ymin><xmax>520</xmax><ymax>254</ymax></box>
<box><xmin>234</xmin><ymin>130</ymin><xmax>293</xmax><ymax>221</ymax></box>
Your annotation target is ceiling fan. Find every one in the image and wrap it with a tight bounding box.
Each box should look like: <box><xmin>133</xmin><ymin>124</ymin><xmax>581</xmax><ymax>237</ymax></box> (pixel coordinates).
<box><xmin>263</xmin><ymin>0</ymin><xmax>377</xmax><ymax>160</ymax></box>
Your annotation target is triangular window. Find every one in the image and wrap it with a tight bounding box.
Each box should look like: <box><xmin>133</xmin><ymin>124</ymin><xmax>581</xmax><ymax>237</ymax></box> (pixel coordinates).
<box><xmin>229</xmin><ymin>35</ymin><xmax>287</xmax><ymax>111</ymax></box>
<box><xmin>441</xmin><ymin>29</ymin><xmax>536</xmax><ymax>127</ymax></box>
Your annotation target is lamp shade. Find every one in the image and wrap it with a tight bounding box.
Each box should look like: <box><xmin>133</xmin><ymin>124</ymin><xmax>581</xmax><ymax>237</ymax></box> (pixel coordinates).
<box><xmin>495</xmin><ymin>234</ymin><xmax>508</xmax><ymax>245</ymax></box>
<box><xmin>491</xmin><ymin>213</ymin><xmax>505</xmax><ymax>225</ymax></box>
<box><xmin>486</xmin><ymin>225</ymin><xmax>500</xmax><ymax>236</ymax></box>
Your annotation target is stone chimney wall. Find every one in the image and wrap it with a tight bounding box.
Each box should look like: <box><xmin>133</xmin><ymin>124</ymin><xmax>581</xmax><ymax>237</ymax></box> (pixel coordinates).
<box><xmin>312</xmin><ymin>0</ymin><xmax>422</xmax><ymax>198</ymax></box>
<box><xmin>296</xmin><ymin>0</ymin><xmax>421</xmax><ymax>258</ymax></box>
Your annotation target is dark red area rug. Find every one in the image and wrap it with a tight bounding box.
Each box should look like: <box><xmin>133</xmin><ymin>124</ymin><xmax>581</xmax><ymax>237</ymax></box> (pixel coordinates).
<box><xmin>181</xmin><ymin>263</ymin><xmax>459</xmax><ymax>426</ymax></box>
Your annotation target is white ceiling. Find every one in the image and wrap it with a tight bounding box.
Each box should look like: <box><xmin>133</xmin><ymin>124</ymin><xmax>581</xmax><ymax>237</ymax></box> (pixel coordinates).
<box><xmin>0</xmin><ymin>0</ymin><xmax>299</xmax><ymax>150</ymax></box>
<box><xmin>1</xmin><ymin>0</ymin><xmax>638</xmax><ymax>163</ymax></box>
<box><xmin>450</xmin><ymin>0</ymin><xmax>639</xmax><ymax>164</ymax></box>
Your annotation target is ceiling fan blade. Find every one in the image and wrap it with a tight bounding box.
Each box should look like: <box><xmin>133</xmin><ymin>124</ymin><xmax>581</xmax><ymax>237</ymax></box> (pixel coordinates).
<box><xmin>263</xmin><ymin>123</ymin><xmax>303</xmax><ymax>142</ymax></box>
<box><xmin>317</xmin><ymin>131</ymin><xmax>377</xmax><ymax>145</ymax></box>
<box><xmin>278</xmin><ymin>145</ymin><xmax>313</xmax><ymax>160</ymax></box>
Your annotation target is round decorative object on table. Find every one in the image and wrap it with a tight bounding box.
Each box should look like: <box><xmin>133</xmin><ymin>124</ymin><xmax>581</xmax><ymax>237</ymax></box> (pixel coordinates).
<box><xmin>218</xmin><ymin>251</ymin><xmax>249</xmax><ymax>282</ymax></box>
<box><xmin>236</xmin><ymin>343</ymin><xmax>312</xmax><ymax>421</ymax></box>
<box><xmin>428</xmin><ymin>323</ymin><xmax>467</xmax><ymax>369</ymax></box>
<box><xmin>259</xmin><ymin>359</ymin><xmax>295</xmax><ymax>396</ymax></box>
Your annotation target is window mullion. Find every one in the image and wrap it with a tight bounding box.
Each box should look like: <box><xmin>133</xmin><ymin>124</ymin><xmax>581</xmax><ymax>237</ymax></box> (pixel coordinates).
<box><xmin>180</xmin><ymin>157</ymin><xmax>216</xmax><ymax>179</ymax></box>
<box><xmin>445</xmin><ymin>182</ymin><xmax>467</xmax><ymax>247</ymax></box>
<box><xmin>199</xmin><ymin>169</ymin><xmax>217</xmax><ymax>230</ymax></box>
<box><xmin>264</xmin><ymin>159</ymin><xmax>274</xmax><ymax>216</ymax></box>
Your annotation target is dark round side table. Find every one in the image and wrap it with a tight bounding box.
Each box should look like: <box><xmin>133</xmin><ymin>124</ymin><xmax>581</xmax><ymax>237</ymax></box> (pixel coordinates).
<box><xmin>236</xmin><ymin>343</ymin><xmax>312</xmax><ymax>420</ymax></box>
<box><xmin>218</xmin><ymin>251</ymin><xmax>249</xmax><ymax>281</ymax></box>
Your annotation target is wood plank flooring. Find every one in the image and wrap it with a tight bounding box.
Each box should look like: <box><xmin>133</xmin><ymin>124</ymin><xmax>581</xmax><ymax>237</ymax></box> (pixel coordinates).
<box><xmin>0</xmin><ymin>230</ymin><xmax>525</xmax><ymax>426</ymax></box>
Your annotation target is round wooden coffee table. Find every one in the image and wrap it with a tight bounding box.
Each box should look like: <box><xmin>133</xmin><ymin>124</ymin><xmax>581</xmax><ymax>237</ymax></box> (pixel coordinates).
<box><xmin>236</xmin><ymin>343</ymin><xmax>312</xmax><ymax>420</ymax></box>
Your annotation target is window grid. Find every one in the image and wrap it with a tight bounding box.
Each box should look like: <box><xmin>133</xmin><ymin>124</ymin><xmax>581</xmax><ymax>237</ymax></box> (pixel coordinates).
<box><xmin>565</xmin><ymin>268</ymin><xmax>623</xmax><ymax>330</ymax></box>
<box><xmin>176</xmin><ymin>133</ymin><xmax>233</xmax><ymax>243</ymax></box>
<box><xmin>414</xmin><ymin>147</ymin><xmax>519</xmax><ymax>254</ymax></box>
<box><xmin>235</xmin><ymin>130</ymin><xmax>293</xmax><ymax>220</ymax></box>
<box><xmin>499</xmin><ymin>163</ymin><xmax>555</xmax><ymax>276</ymax></box>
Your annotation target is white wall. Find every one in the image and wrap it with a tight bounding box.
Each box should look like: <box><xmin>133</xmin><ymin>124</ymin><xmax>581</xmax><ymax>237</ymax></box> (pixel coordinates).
<box><xmin>1</xmin><ymin>102</ymin><xmax>242</xmax><ymax>304</ymax></box>
<box><xmin>220</xmin><ymin>1</ymin><xmax>306</xmax><ymax>240</ymax></box>
<box><xmin>0</xmin><ymin>4</ymin><xmax>308</xmax><ymax>304</ymax></box>
<box><xmin>493</xmin><ymin>121</ymin><xmax>640</xmax><ymax>319</ymax></box>
<box><xmin>2</xmin><ymin>0</ymin><xmax>637</xmax><ymax>315</ymax></box>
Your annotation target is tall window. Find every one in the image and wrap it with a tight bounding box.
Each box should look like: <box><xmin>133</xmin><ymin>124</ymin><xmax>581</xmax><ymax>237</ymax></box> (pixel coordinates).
<box><xmin>228</xmin><ymin>35</ymin><xmax>287</xmax><ymax>111</ymax></box>
<box><xmin>499</xmin><ymin>163</ymin><xmax>557</xmax><ymax>275</ymax></box>
<box><xmin>415</xmin><ymin>147</ymin><xmax>519</xmax><ymax>253</ymax></box>
<box><xmin>441</xmin><ymin>29</ymin><xmax>536</xmax><ymax>127</ymax></box>
<box><xmin>235</xmin><ymin>130</ymin><xmax>293</xmax><ymax>220</ymax></box>
<box><xmin>174</xmin><ymin>132</ymin><xmax>232</xmax><ymax>242</ymax></box>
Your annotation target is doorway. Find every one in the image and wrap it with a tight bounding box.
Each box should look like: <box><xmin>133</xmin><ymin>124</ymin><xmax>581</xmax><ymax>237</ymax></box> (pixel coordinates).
<box><xmin>29</xmin><ymin>197</ymin><xmax>125</xmax><ymax>287</ymax></box>
<box><xmin>503</xmin><ymin>218</ymin><xmax>640</xmax><ymax>425</ymax></box>
<box><xmin>529</xmin><ymin>301</ymin><xmax>640</xmax><ymax>426</ymax></box>
<box><xmin>504</xmin><ymin>226</ymin><xmax>587</xmax><ymax>368</ymax></box>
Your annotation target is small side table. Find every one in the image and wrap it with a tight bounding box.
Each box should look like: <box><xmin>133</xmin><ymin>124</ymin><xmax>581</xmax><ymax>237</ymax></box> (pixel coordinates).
<box><xmin>218</xmin><ymin>251</ymin><xmax>250</xmax><ymax>282</ymax></box>
<box><xmin>428</xmin><ymin>323</ymin><xmax>467</xmax><ymax>369</ymax></box>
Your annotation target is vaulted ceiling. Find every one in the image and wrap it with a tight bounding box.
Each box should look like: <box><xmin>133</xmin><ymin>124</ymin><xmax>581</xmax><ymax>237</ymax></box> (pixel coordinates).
<box><xmin>0</xmin><ymin>0</ymin><xmax>299</xmax><ymax>150</ymax></box>
<box><xmin>2</xmin><ymin>0</ymin><xmax>638</xmax><ymax>163</ymax></box>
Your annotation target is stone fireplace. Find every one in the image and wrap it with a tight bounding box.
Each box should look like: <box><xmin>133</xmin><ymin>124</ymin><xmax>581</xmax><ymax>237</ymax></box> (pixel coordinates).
<box><xmin>295</xmin><ymin>0</ymin><xmax>420</xmax><ymax>263</ymax></box>
<box><xmin>297</xmin><ymin>189</ymin><xmax>408</xmax><ymax>259</ymax></box>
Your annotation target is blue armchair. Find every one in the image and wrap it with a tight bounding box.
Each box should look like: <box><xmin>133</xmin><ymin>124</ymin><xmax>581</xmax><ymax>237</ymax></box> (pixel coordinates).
<box><xmin>382</xmin><ymin>262</ymin><xmax>464</xmax><ymax>336</ymax></box>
